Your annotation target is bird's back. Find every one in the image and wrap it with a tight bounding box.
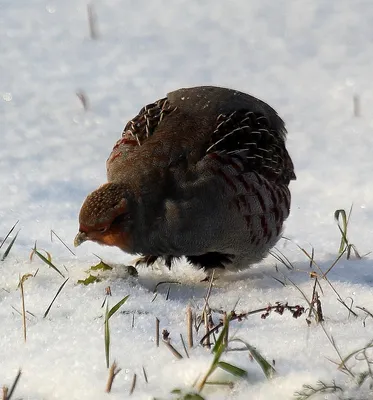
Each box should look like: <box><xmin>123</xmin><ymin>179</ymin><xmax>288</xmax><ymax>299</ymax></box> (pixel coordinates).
<box><xmin>107</xmin><ymin>86</ymin><xmax>295</xmax><ymax>188</ymax></box>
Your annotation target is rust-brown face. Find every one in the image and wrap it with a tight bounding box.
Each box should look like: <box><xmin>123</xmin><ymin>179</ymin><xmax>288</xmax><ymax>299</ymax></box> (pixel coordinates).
<box><xmin>75</xmin><ymin>225</ymin><xmax>133</xmax><ymax>252</ymax></box>
<box><xmin>74</xmin><ymin>182</ymin><xmax>133</xmax><ymax>252</ymax></box>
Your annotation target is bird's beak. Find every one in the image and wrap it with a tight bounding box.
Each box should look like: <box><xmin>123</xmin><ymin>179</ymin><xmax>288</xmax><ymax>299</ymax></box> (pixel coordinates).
<box><xmin>74</xmin><ymin>231</ymin><xmax>88</xmax><ymax>247</ymax></box>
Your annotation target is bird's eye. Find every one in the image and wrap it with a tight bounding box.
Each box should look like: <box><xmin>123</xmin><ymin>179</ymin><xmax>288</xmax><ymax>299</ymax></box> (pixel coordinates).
<box><xmin>98</xmin><ymin>227</ymin><xmax>108</xmax><ymax>233</ymax></box>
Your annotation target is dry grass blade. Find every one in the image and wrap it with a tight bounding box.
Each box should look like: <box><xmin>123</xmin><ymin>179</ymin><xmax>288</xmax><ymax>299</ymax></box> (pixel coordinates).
<box><xmin>356</xmin><ymin>306</ymin><xmax>373</xmax><ymax>319</ymax></box>
<box><xmin>0</xmin><ymin>220</ymin><xmax>19</xmax><ymax>250</ymax></box>
<box><xmin>269</xmin><ymin>247</ymin><xmax>294</xmax><ymax>270</ymax></box>
<box><xmin>187</xmin><ymin>306</ymin><xmax>193</xmax><ymax>348</ymax></box>
<box><xmin>18</xmin><ymin>274</ymin><xmax>32</xmax><ymax>343</ymax></box>
<box><xmin>153</xmin><ymin>281</ymin><xmax>181</xmax><ymax>293</ymax></box>
<box><xmin>203</xmin><ymin>310</ymin><xmax>211</xmax><ymax>348</ymax></box>
<box><xmin>129</xmin><ymin>373</ymin><xmax>137</xmax><ymax>396</ymax></box>
<box><xmin>180</xmin><ymin>333</ymin><xmax>189</xmax><ymax>358</ymax></box>
<box><xmin>353</xmin><ymin>94</ymin><xmax>360</xmax><ymax>117</ymax></box>
<box><xmin>1</xmin><ymin>229</ymin><xmax>20</xmax><ymax>261</ymax></box>
<box><xmin>292</xmin><ymin>243</ymin><xmax>358</xmax><ymax>318</ymax></box>
<box><xmin>320</xmin><ymin>323</ymin><xmax>354</xmax><ymax>377</ymax></box>
<box><xmin>338</xmin><ymin>340</ymin><xmax>373</xmax><ymax>371</ymax></box>
<box><xmin>223</xmin><ymin>313</ymin><xmax>229</xmax><ymax>346</ymax></box>
<box><xmin>50</xmin><ymin>229</ymin><xmax>76</xmax><ymax>256</ymax></box>
<box><xmin>43</xmin><ymin>278</ymin><xmax>69</xmax><ymax>318</ymax></box>
<box><xmin>3</xmin><ymin>369</ymin><xmax>22</xmax><ymax>400</ymax></box>
<box><xmin>76</xmin><ymin>90</ymin><xmax>89</xmax><ymax>111</ymax></box>
<box><xmin>104</xmin><ymin>302</ymin><xmax>110</xmax><ymax>368</ymax></box>
<box><xmin>87</xmin><ymin>3</ymin><xmax>99</xmax><ymax>39</ymax></box>
<box><xmin>156</xmin><ymin>317</ymin><xmax>160</xmax><ymax>347</ymax></box>
<box><xmin>142</xmin><ymin>366</ymin><xmax>148</xmax><ymax>383</ymax></box>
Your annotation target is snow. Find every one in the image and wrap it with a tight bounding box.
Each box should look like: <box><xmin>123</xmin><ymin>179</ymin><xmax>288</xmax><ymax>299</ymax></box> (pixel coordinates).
<box><xmin>1</xmin><ymin>0</ymin><xmax>373</xmax><ymax>398</ymax></box>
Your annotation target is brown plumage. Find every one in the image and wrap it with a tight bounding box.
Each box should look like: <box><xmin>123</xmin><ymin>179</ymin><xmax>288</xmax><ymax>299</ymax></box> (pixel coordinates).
<box><xmin>75</xmin><ymin>86</ymin><xmax>295</xmax><ymax>273</ymax></box>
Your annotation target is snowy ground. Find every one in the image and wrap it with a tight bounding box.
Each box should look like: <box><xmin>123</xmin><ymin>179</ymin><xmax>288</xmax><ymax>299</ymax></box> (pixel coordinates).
<box><xmin>2</xmin><ymin>0</ymin><xmax>373</xmax><ymax>399</ymax></box>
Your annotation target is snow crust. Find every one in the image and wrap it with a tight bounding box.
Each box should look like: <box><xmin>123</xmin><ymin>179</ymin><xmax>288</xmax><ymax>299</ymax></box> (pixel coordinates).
<box><xmin>1</xmin><ymin>1</ymin><xmax>373</xmax><ymax>398</ymax></box>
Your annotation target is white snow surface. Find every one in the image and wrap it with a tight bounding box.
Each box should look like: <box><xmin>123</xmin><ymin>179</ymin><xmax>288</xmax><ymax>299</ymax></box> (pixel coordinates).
<box><xmin>1</xmin><ymin>1</ymin><xmax>373</xmax><ymax>399</ymax></box>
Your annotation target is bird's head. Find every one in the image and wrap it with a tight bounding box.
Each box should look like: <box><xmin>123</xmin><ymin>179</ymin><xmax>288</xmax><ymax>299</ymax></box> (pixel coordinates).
<box><xmin>74</xmin><ymin>182</ymin><xmax>133</xmax><ymax>251</ymax></box>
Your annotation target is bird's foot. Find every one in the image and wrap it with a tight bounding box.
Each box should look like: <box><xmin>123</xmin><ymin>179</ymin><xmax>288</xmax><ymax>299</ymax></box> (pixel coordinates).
<box><xmin>134</xmin><ymin>255</ymin><xmax>159</xmax><ymax>267</ymax></box>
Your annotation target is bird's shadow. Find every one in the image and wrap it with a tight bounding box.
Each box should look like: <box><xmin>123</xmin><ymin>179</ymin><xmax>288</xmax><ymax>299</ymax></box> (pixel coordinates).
<box><xmin>131</xmin><ymin>253</ymin><xmax>373</xmax><ymax>303</ymax></box>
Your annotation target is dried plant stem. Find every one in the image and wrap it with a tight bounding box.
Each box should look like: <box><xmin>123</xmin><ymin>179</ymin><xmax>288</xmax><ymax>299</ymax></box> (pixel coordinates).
<box><xmin>199</xmin><ymin>304</ymin><xmax>305</xmax><ymax>345</ymax></box>
<box><xmin>19</xmin><ymin>279</ymin><xmax>26</xmax><ymax>342</ymax></box>
<box><xmin>180</xmin><ymin>333</ymin><xmax>189</xmax><ymax>358</ymax></box>
<box><xmin>163</xmin><ymin>340</ymin><xmax>183</xmax><ymax>360</ymax></box>
<box><xmin>203</xmin><ymin>310</ymin><xmax>211</xmax><ymax>348</ymax></box>
<box><xmin>314</xmin><ymin>291</ymin><xmax>324</xmax><ymax>323</ymax></box>
<box><xmin>155</xmin><ymin>317</ymin><xmax>160</xmax><ymax>347</ymax></box>
<box><xmin>105</xmin><ymin>361</ymin><xmax>121</xmax><ymax>393</ymax></box>
<box><xmin>187</xmin><ymin>306</ymin><xmax>193</xmax><ymax>348</ymax></box>
<box><xmin>223</xmin><ymin>312</ymin><xmax>229</xmax><ymax>346</ymax></box>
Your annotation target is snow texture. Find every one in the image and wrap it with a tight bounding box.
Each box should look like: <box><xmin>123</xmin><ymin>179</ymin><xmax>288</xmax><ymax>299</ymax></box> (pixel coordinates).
<box><xmin>1</xmin><ymin>0</ymin><xmax>373</xmax><ymax>399</ymax></box>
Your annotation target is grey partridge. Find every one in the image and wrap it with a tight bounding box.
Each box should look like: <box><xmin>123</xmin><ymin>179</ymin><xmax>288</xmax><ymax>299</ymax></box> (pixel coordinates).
<box><xmin>74</xmin><ymin>86</ymin><xmax>295</xmax><ymax>273</ymax></box>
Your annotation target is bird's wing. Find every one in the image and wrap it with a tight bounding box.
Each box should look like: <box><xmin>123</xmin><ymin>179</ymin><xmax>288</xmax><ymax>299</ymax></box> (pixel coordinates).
<box><xmin>106</xmin><ymin>97</ymin><xmax>177</xmax><ymax>181</ymax></box>
<box><xmin>202</xmin><ymin>109</ymin><xmax>296</xmax><ymax>185</ymax></box>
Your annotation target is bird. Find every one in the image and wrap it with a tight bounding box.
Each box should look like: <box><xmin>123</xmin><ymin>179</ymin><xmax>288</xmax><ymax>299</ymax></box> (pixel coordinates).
<box><xmin>74</xmin><ymin>86</ymin><xmax>295</xmax><ymax>274</ymax></box>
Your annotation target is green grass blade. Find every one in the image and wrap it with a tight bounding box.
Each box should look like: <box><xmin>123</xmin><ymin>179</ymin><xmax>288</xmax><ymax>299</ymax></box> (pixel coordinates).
<box><xmin>0</xmin><ymin>220</ymin><xmax>19</xmax><ymax>249</ymax></box>
<box><xmin>217</xmin><ymin>361</ymin><xmax>248</xmax><ymax>377</ymax></box>
<box><xmin>33</xmin><ymin>247</ymin><xmax>65</xmax><ymax>278</ymax></box>
<box><xmin>1</xmin><ymin>229</ymin><xmax>20</xmax><ymax>261</ymax></box>
<box><xmin>230</xmin><ymin>339</ymin><xmax>276</xmax><ymax>379</ymax></box>
<box><xmin>334</xmin><ymin>209</ymin><xmax>348</xmax><ymax>253</ymax></box>
<box><xmin>43</xmin><ymin>278</ymin><xmax>69</xmax><ymax>318</ymax></box>
<box><xmin>107</xmin><ymin>295</ymin><xmax>130</xmax><ymax>320</ymax></box>
<box><xmin>105</xmin><ymin>302</ymin><xmax>110</xmax><ymax>368</ymax></box>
